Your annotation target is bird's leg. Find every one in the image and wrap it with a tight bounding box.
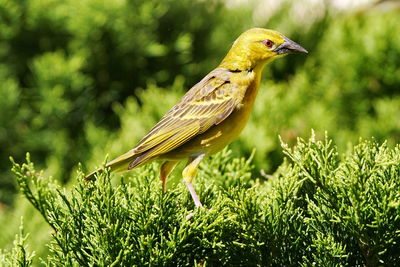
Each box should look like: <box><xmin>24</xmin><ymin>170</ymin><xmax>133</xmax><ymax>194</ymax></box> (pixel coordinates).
<box><xmin>182</xmin><ymin>154</ymin><xmax>205</xmax><ymax>208</ymax></box>
<box><xmin>160</xmin><ymin>161</ymin><xmax>178</xmax><ymax>192</ymax></box>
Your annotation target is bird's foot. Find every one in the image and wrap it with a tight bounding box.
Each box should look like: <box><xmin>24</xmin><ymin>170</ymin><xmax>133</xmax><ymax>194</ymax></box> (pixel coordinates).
<box><xmin>185</xmin><ymin>202</ymin><xmax>204</xmax><ymax>219</ymax></box>
<box><xmin>183</xmin><ymin>178</ymin><xmax>203</xmax><ymax>219</ymax></box>
<box><xmin>185</xmin><ymin>206</ymin><xmax>214</xmax><ymax>220</ymax></box>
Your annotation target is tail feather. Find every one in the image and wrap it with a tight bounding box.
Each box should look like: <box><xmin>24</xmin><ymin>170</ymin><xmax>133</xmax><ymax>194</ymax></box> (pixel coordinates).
<box><xmin>85</xmin><ymin>149</ymin><xmax>143</xmax><ymax>181</ymax></box>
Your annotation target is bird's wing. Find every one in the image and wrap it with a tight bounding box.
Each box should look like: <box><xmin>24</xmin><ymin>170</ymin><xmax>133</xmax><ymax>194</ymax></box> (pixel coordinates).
<box><xmin>114</xmin><ymin>68</ymin><xmax>249</xmax><ymax>169</ymax></box>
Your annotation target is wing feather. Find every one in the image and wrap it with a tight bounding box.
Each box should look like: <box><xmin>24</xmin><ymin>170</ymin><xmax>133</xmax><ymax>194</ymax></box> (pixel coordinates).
<box><xmin>123</xmin><ymin>68</ymin><xmax>249</xmax><ymax>168</ymax></box>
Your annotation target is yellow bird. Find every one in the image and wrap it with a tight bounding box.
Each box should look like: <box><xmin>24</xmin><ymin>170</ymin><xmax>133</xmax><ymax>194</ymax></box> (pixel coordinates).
<box><xmin>86</xmin><ymin>28</ymin><xmax>307</xmax><ymax>208</ymax></box>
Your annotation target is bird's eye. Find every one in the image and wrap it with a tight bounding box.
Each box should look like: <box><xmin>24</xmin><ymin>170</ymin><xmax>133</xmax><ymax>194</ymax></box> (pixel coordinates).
<box><xmin>262</xmin><ymin>39</ymin><xmax>274</xmax><ymax>48</ymax></box>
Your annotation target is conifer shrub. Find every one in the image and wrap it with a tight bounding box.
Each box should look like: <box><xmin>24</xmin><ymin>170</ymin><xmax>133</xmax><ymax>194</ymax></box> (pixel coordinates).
<box><xmin>10</xmin><ymin>134</ymin><xmax>400</xmax><ymax>265</ymax></box>
<box><xmin>0</xmin><ymin>222</ymin><xmax>34</xmax><ymax>266</ymax></box>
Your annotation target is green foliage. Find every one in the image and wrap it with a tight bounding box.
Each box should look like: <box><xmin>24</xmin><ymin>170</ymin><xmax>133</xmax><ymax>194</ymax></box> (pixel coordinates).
<box><xmin>10</xmin><ymin>135</ymin><xmax>400</xmax><ymax>265</ymax></box>
<box><xmin>0</xmin><ymin>221</ymin><xmax>35</xmax><ymax>266</ymax></box>
<box><xmin>2</xmin><ymin>0</ymin><xmax>400</xmax><ymax>264</ymax></box>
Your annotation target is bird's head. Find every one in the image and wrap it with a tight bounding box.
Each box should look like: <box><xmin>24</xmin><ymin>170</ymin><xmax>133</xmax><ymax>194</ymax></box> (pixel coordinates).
<box><xmin>220</xmin><ymin>28</ymin><xmax>307</xmax><ymax>71</ymax></box>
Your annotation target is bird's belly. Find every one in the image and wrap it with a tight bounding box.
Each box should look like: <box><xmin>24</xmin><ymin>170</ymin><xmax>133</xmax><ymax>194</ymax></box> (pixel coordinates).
<box><xmin>162</xmin><ymin>106</ymin><xmax>251</xmax><ymax>160</ymax></box>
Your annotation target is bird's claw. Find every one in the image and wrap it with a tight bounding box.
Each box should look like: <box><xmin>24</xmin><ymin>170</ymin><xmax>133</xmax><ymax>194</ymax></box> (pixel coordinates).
<box><xmin>185</xmin><ymin>207</ymin><xmax>212</xmax><ymax>219</ymax></box>
<box><xmin>186</xmin><ymin>212</ymin><xmax>195</xmax><ymax>219</ymax></box>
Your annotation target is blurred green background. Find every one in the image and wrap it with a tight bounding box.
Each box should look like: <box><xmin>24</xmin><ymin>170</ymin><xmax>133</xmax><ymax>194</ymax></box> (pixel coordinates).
<box><xmin>1</xmin><ymin>0</ymin><xmax>400</xmax><ymax>263</ymax></box>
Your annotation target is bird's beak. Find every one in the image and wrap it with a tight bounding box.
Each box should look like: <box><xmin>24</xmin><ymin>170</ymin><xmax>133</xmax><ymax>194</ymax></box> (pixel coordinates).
<box><xmin>274</xmin><ymin>37</ymin><xmax>308</xmax><ymax>55</ymax></box>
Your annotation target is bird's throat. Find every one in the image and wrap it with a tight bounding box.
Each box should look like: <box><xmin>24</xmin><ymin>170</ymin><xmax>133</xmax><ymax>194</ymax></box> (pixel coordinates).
<box><xmin>242</xmin><ymin>63</ymin><xmax>266</xmax><ymax>107</ymax></box>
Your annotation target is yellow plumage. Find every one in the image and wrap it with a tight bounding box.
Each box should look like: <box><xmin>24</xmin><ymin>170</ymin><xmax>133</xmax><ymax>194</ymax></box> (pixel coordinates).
<box><xmin>86</xmin><ymin>28</ymin><xmax>307</xmax><ymax>208</ymax></box>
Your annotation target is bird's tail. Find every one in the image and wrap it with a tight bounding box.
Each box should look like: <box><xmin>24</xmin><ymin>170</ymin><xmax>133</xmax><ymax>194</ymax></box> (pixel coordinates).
<box><xmin>84</xmin><ymin>149</ymin><xmax>143</xmax><ymax>181</ymax></box>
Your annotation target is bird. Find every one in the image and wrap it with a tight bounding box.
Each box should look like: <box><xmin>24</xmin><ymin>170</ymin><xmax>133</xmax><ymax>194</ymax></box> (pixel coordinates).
<box><xmin>86</xmin><ymin>28</ymin><xmax>307</xmax><ymax>208</ymax></box>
